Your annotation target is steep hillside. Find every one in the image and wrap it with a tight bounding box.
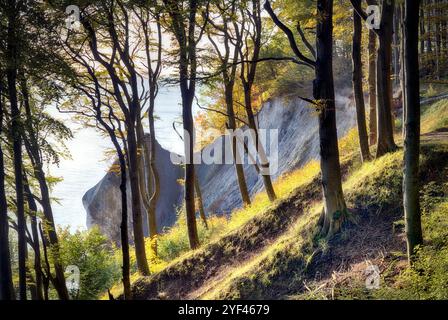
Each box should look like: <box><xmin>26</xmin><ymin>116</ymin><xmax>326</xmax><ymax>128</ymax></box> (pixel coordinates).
<box><xmin>84</xmin><ymin>93</ymin><xmax>356</xmax><ymax>242</ymax></box>
<box><xmin>119</xmin><ymin>97</ymin><xmax>448</xmax><ymax>300</ymax></box>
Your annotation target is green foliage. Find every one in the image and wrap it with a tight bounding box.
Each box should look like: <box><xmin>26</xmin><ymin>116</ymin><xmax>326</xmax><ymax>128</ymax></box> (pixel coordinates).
<box><xmin>373</xmin><ymin>199</ymin><xmax>448</xmax><ymax>300</ymax></box>
<box><xmin>58</xmin><ymin>227</ymin><xmax>121</xmax><ymax>300</ymax></box>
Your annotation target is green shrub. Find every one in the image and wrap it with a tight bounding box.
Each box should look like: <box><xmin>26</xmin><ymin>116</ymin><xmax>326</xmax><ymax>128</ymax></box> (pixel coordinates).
<box><xmin>58</xmin><ymin>227</ymin><xmax>121</xmax><ymax>300</ymax></box>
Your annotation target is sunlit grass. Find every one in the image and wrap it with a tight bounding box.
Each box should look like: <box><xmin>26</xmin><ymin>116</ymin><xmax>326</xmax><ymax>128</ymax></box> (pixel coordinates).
<box><xmin>421</xmin><ymin>99</ymin><xmax>448</xmax><ymax>134</ymax></box>
<box><xmin>106</xmin><ymin>98</ymin><xmax>448</xmax><ymax>298</ymax></box>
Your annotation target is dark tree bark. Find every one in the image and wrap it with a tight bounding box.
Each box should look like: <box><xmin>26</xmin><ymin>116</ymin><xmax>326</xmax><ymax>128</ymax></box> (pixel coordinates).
<box><xmin>352</xmin><ymin>0</ymin><xmax>371</xmax><ymax>162</ymax></box>
<box><xmin>265</xmin><ymin>0</ymin><xmax>346</xmax><ymax>237</ymax></box>
<box><xmin>376</xmin><ymin>0</ymin><xmax>398</xmax><ymax>157</ymax></box>
<box><xmin>6</xmin><ymin>0</ymin><xmax>27</xmax><ymax>298</ymax></box>
<box><xmin>393</xmin><ymin>5</ymin><xmax>400</xmax><ymax>88</ymax></box>
<box><xmin>403</xmin><ymin>0</ymin><xmax>423</xmax><ymax>263</ymax></box>
<box><xmin>23</xmin><ymin>175</ymin><xmax>44</xmax><ymax>300</ymax></box>
<box><xmin>20</xmin><ymin>75</ymin><xmax>69</xmax><ymax>300</ymax></box>
<box><xmin>238</xmin><ymin>0</ymin><xmax>277</xmax><ymax>202</ymax></box>
<box><xmin>368</xmin><ymin>30</ymin><xmax>377</xmax><ymax>146</ymax></box>
<box><xmin>207</xmin><ymin>1</ymin><xmax>251</xmax><ymax>206</ymax></box>
<box><xmin>0</xmin><ymin>72</ymin><xmax>15</xmax><ymax>301</ymax></box>
<box><xmin>314</xmin><ymin>0</ymin><xmax>347</xmax><ymax>237</ymax></box>
<box><xmin>111</xmin><ymin>135</ymin><xmax>132</xmax><ymax>299</ymax></box>
<box><xmin>163</xmin><ymin>0</ymin><xmax>200</xmax><ymax>249</ymax></box>
<box><xmin>351</xmin><ymin>0</ymin><xmax>397</xmax><ymax>156</ymax></box>
<box><xmin>80</xmin><ymin>7</ymin><xmax>150</xmax><ymax>275</ymax></box>
<box><xmin>420</xmin><ymin>6</ymin><xmax>425</xmax><ymax>55</ymax></box>
<box><xmin>400</xmin><ymin>2</ymin><xmax>407</xmax><ymax>138</ymax></box>
<box><xmin>135</xmin><ymin>5</ymin><xmax>163</xmax><ymax>257</ymax></box>
<box><xmin>194</xmin><ymin>175</ymin><xmax>208</xmax><ymax>229</ymax></box>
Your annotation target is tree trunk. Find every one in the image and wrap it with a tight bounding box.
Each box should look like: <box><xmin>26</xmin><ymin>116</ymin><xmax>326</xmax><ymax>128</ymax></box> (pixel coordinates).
<box><xmin>0</xmin><ymin>74</ymin><xmax>15</xmax><ymax>301</ymax></box>
<box><xmin>23</xmin><ymin>176</ymin><xmax>44</xmax><ymax>300</ymax></box>
<box><xmin>420</xmin><ymin>7</ymin><xmax>425</xmax><ymax>55</ymax></box>
<box><xmin>20</xmin><ymin>75</ymin><xmax>69</xmax><ymax>300</ymax></box>
<box><xmin>127</xmin><ymin>124</ymin><xmax>150</xmax><ymax>275</ymax></box>
<box><xmin>225</xmin><ymin>83</ymin><xmax>251</xmax><ymax>206</ymax></box>
<box><xmin>116</xmin><ymin>146</ymin><xmax>132</xmax><ymax>299</ymax></box>
<box><xmin>352</xmin><ymin>1</ymin><xmax>371</xmax><ymax>162</ymax></box>
<box><xmin>6</xmin><ymin>5</ymin><xmax>27</xmax><ymax>297</ymax></box>
<box><xmin>136</xmin><ymin>119</ymin><xmax>158</xmax><ymax>257</ymax></box>
<box><xmin>400</xmin><ymin>2</ymin><xmax>407</xmax><ymax>139</ymax></box>
<box><xmin>434</xmin><ymin>0</ymin><xmax>441</xmax><ymax>79</ymax></box>
<box><xmin>93</xmin><ymin>104</ymin><xmax>132</xmax><ymax>299</ymax></box>
<box><xmin>376</xmin><ymin>0</ymin><xmax>398</xmax><ymax>157</ymax></box>
<box><xmin>314</xmin><ymin>0</ymin><xmax>347</xmax><ymax>238</ymax></box>
<box><xmin>368</xmin><ymin>30</ymin><xmax>377</xmax><ymax>146</ymax></box>
<box><xmin>148</xmin><ymin>109</ymin><xmax>160</xmax><ymax>254</ymax></box>
<box><xmin>393</xmin><ymin>6</ymin><xmax>400</xmax><ymax>88</ymax></box>
<box><xmin>183</xmin><ymin>90</ymin><xmax>200</xmax><ymax>250</ymax></box>
<box><xmin>194</xmin><ymin>175</ymin><xmax>208</xmax><ymax>229</ymax></box>
<box><xmin>243</xmin><ymin>86</ymin><xmax>277</xmax><ymax>202</ymax></box>
<box><xmin>403</xmin><ymin>0</ymin><xmax>423</xmax><ymax>263</ymax></box>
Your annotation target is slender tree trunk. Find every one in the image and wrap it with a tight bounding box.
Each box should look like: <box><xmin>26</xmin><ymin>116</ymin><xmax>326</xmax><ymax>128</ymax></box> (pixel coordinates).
<box><xmin>400</xmin><ymin>3</ymin><xmax>407</xmax><ymax>139</ymax></box>
<box><xmin>225</xmin><ymin>84</ymin><xmax>251</xmax><ymax>206</ymax></box>
<box><xmin>183</xmin><ymin>89</ymin><xmax>200</xmax><ymax>250</ymax></box>
<box><xmin>23</xmin><ymin>176</ymin><xmax>44</xmax><ymax>300</ymax></box>
<box><xmin>0</xmin><ymin>74</ymin><xmax>15</xmax><ymax>301</ymax></box>
<box><xmin>314</xmin><ymin>0</ymin><xmax>347</xmax><ymax>238</ymax></box>
<box><xmin>94</xmin><ymin>107</ymin><xmax>132</xmax><ymax>299</ymax></box>
<box><xmin>243</xmin><ymin>86</ymin><xmax>277</xmax><ymax>202</ymax></box>
<box><xmin>403</xmin><ymin>0</ymin><xmax>423</xmax><ymax>263</ymax></box>
<box><xmin>20</xmin><ymin>76</ymin><xmax>69</xmax><ymax>300</ymax></box>
<box><xmin>136</xmin><ymin>120</ymin><xmax>157</xmax><ymax>256</ymax></box>
<box><xmin>194</xmin><ymin>175</ymin><xmax>208</xmax><ymax>229</ymax></box>
<box><xmin>115</xmin><ymin>147</ymin><xmax>131</xmax><ymax>299</ymax></box>
<box><xmin>420</xmin><ymin>7</ymin><xmax>425</xmax><ymax>55</ymax></box>
<box><xmin>6</xmin><ymin>4</ymin><xmax>27</xmax><ymax>297</ymax></box>
<box><xmin>427</xmin><ymin>0</ymin><xmax>433</xmax><ymax>55</ymax></box>
<box><xmin>127</xmin><ymin>123</ymin><xmax>150</xmax><ymax>275</ymax></box>
<box><xmin>368</xmin><ymin>30</ymin><xmax>378</xmax><ymax>146</ymax></box>
<box><xmin>434</xmin><ymin>0</ymin><xmax>441</xmax><ymax>79</ymax></box>
<box><xmin>148</xmin><ymin>108</ymin><xmax>160</xmax><ymax>254</ymax></box>
<box><xmin>352</xmin><ymin>1</ymin><xmax>371</xmax><ymax>162</ymax></box>
<box><xmin>393</xmin><ymin>6</ymin><xmax>400</xmax><ymax>88</ymax></box>
<box><xmin>376</xmin><ymin>0</ymin><xmax>398</xmax><ymax>157</ymax></box>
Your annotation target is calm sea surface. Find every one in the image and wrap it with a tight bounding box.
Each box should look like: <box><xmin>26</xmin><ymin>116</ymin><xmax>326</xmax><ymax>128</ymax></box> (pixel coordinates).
<box><xmin>50</xmin><ymin>87</ymin><xmax>187</xmax><ymax>232</ymax></box>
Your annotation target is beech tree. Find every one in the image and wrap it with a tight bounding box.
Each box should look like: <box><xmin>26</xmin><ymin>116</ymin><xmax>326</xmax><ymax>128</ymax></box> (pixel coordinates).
<box><xmin>205</xmin><ymin>0</ymin><xmax>252</xmax><ymax>206</ymax></box>
<box><xmin>265</xmin><ymin>0</ymin><xmax>347</xmax><ymax>237</ymax></box>
<box><xmin>403</xmin><ymin>0</ymin><xmax>423</xmax><ymax>263</ymax></box>
<box><xmin>351</xmin><ymin>0</ymin><xmax>371</xmax><ymax>162</ymax></box>
<box><xmin>134</xmin><ymin>2</ymin><xmax>163</xmax><ymax>256</ymax></box>
<box><xmin>3</xmin><ymin>0</ymin><xmax>28</xmax><ymax>299</ymax></box>
<box><xmin>235</xmin><ymin>0</ymin><xmax>277</xmax><ymax>202</ymax></box>
<box><xmin>351</xmin><ymin>0</ymin><xmax>397</xmax><ymax>157</ymax></box>
<box><xmin>0</xmin><ymin>70</ymin><xmax>14</xmax><ymax>301</ymax></box>
<box><xmin>162</xmin><ymin>0</ymin><xmax>207</xmax><ymax>249</ymax></box>
<box><xmin>55</xmin><ymin>1</ymin><xmax>152</xmax><ymax>276</ymax></box>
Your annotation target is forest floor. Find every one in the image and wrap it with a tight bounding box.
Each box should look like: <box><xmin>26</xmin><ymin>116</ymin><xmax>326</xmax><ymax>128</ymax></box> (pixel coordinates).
<box><xmin>122</xmin><ymin>95</ymin><xmax>448</xmax><ymax>300</ymax></box>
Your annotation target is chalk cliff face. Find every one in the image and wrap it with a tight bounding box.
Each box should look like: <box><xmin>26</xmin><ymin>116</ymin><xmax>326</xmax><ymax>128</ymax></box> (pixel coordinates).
<box><xmin>82</xmin><ymin>137</ymin><xmax>183</xmax><ymax>243</ymax></box>
<box><xmin>83</xmin><ymin>93</ymin><xmax>356</xmax><ymax>242</ymax></box>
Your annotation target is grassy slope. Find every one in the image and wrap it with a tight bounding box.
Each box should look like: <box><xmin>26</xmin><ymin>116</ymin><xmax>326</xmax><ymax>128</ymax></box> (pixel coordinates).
<box><xmin>111</xmin><ymin>94</ymin><xmax>448</xmax><ymax>300</ymax></box>
<box><xmin>204</xmin><ymin>97</ymin><xmax>448</xmax><ymax>300</ymax></box>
